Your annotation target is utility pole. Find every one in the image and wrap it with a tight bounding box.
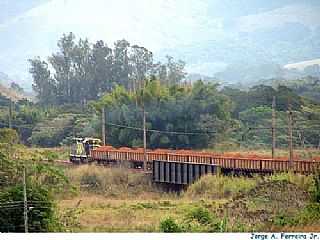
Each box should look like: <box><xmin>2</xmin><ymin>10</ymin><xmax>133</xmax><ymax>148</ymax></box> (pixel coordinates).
<box><xmin>272</xmin><ymin>96</ymin><xmax>276</xmax><ymax>159</ymax></box>
<box><xmin>9</xmin><ymin>99</ymin><xmax>13</xmax><ymax>129</ymax></box>
<box><xmin>143</xmin><ymin>107</ymin><xmax>147</xmax><ymax>171</ymax></box>
<box><xmin>101</xmin><ymin>107</ymin><xmax>106</xmax><ymax>145</ymax></box>
<box><xmin>23</xmin><ymin>165</ymin><xmax>28</xmax><ymax>233</ymax></box>
<box><xmin>288</xmin><ymin>99</ymin><xmax>294</xmax><ymax>169</ymax></box>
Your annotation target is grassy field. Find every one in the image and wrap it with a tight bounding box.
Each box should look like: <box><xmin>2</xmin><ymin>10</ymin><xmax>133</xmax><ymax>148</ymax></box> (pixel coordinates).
<box><xmin>56</xmin><ymin>165</ymin><xmax>320</xmax><ymax>232</ymax></box>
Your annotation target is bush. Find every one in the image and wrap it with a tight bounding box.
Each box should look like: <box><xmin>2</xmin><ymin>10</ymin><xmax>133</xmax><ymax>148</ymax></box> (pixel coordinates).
<box><xmin>0</xmin><ymin>128</ymin><xmax>19</xmax><ymax>144</ymax></box>
<box><xmin>66</xmin><ymin>165</ymin><xmax>154</xmax><ymax>197</ymax></box>
<box><xmin>28</xmin><ymin>114</ymin><xmax>75</xmax><ymax>147</ymax></box>
<box><xmin>269</xmin><ymin>172</ymin><xmax>313</xmax><ymax>192</ymax></box>
<box><xmin>0</xmin><ymin>184</ymin><xmax>55</xmax><ymax>232</ymax></box>
<box><xmin>185</xmin><ymin>175</ymin><xmax>257</xmax><ymax>199</ymax></box>
<box><xmin>272</xmin><ymin>203</ymin><xmax>320</xmax><ymax>228</ymax></box>
<box><xmin>312</xmin><ymin>173</ymin><xmax>320</xmax><ymax>202</ymax></box>
<box><xmin>272</xmin><ymin>214</ymin><xmax>296</xmax><ymax>227</ymax></box>
<box><xmin>160</xmin><ymin>217</ymin><xmax>182</xmax><ymax>232</ymax></box>
<box><xmin>297</xmin><ymin>203</ymin><xmax>320</xmax><ymax>224</ymax></box>
<box><xmin>185</xmin><ymin>206</ymin><xmax>212</xmax><ymax>225</ymax></box>
<box><xmin>42</xmin><ymin>150</ymin><xmax>59</xmax><ymax>161</ymax></box>
<box><xmin>182</xmin><ymin>206</ymin><xmax>226</xmax><ymax>232</ymax></box>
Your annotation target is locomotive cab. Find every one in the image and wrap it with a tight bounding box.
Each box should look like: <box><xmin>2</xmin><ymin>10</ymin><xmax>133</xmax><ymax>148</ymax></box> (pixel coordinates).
<box><xmin>70</xmin><ymin>137</ymin><xmax>101</xmax><ymax>164</ymax></box>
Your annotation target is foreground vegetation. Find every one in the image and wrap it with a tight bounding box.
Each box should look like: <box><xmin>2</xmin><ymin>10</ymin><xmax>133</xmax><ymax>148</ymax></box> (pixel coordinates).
<box><xmin>56</xmin><ymin>165</ymin><xmax>320</xmax><ymax>232</ymax></box>
<box><xmin>1</xmin><ymin>128</ymin><xmax>320</xmax><ymax>232</ymax></box>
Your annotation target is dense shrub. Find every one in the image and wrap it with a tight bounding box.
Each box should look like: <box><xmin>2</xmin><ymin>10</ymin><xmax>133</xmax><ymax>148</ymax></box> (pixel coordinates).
<box><xmin>312</xmin><ymin>173</ymin><xmax>320</xmax><ymax>202</ymax></box>
<box><xmin>28</xmin><ymin>114</ymin><xmax>75</xmax><ymax>147</ymax></box>
<box><xmin>0</xmin><ymin>184</ymin><xmax>55</xmax><ymax>232</ymax></box>
<box><xmin>185</xmin><ymin>206</ymin><xmax>212</xmax><ymax>225</ymax></box>
<box><xmin>0</xmin><ymin>128</ymin><xmax>19</xmax><ymax>144</ymax></box>
<box><xmin>66</xmin><ymin>165</ymin><xmax>154</xmax><ymax>197</ymax></box>
<box><xmin>184</xmin><ymin>174</ymin><xmax>257</xmax><ymax>199</ymax></box>
<box><xmin>159</xmin><ymin>217</ymin><xmax>182</xmax><ymax>232</ymax></box>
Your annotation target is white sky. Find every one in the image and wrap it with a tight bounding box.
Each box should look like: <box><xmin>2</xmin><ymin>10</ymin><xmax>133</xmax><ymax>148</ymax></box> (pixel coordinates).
<box><xmin>1</xmin><ymin>0</ymin><xmax>222</xmax><ymax>51</ymax></box>
<box><xmin>0</xmin><ymin>0</ymin><xmax>319</xmax><ymax>87</ymax></box>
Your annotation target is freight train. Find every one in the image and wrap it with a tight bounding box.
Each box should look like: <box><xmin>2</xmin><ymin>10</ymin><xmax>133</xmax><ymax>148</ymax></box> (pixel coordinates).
<box><xmin>69</xmin><ymin>137</ymin><xmax>101</xmax><ymax>163</ymax></box>
<box><xmin>69</xmin><ymin>139</ymin><xmax>320</xmax><ymax>174</ymax></box>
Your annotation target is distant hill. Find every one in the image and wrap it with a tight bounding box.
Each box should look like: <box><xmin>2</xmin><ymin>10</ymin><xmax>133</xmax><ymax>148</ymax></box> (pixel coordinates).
<box><xmin>284</xmin><ymin>59</ymin><xmax>320</xmax><ymax>71</ymax></box>
<box><xmin>0</xmin><ymin>71</ymin><xmax>33</xmax><ymax>102</ymax></box>
<box><xmin>0</xmin><ymin>72</ymin><xmax>11</xmax><ymax>85</ymax></box>
<box><xmin>0</xmin><ymin>83</ymin><xmax>28</xmax><ymax>102</ymax></box>
<box><xmin>185</xmin><ymin>73</ymin><xmax>219</xmax><ymax>84</ymax></box>
<box><xmin>262</xmin><ymin>76</ymin><xmax>320</xmax><ymax>103</ymax></box>
<box><xmin>213</xmin><ymin>60</ymin><xmax>320</xmax><ymax>86</ymax></box>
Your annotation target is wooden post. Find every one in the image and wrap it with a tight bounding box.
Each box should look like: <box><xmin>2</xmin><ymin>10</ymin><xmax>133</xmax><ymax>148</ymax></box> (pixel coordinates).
<box><xmin>272</xmin><ymin>96</ymin><xmax>276</xmax><ymax>159</ymax></box>
<box><xmin>143</xmin><ymin>108</ymin><xmax>147</xmax><ymax>171</ymax></box>
<box><xmin>9</xmin><ymin>99</ymin><xmax>13</xmax><ymax>129</ymax></box>
<box><xmin>101</xmin><ymin>107</ymin><xmax>106</xmax><ymax>145</ymax></box>
<box><xmin>288</xmin><ymin>99</ymin><xmax>293</xmax><ymax>169</ymax></box>
<box><xmin>23</xmin><ymin>166</ymin><xmax>28</xmax><ymax>233</ymax></box>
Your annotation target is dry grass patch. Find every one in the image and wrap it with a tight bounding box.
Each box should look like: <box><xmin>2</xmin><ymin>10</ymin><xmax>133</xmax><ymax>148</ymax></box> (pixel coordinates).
<box><xmin>65</xmin><ymin>165</ymin><xmax>168</xmax><ymax>199</ymax></box>
<box><xmin>58</xmin><ymin>195</ymin><xmax>193</xmax><ymax>232</ymax></box>
<box><xmin>184</xmin><ymin>174</ymin><xmax>258</xmax><ymax>200</ymax></box>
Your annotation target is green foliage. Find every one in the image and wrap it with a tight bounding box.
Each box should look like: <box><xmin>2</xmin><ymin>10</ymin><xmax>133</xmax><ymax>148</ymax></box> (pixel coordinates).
<box><xmin>185</xmin><ymin>206</ymin><xmax>213</xmax><ymax>225</ymax></box>
<box><xmin>42</xmin><ymin>150</ymin><xmax>59</xmax><ymax>161</ymax></box>
<box><xmin>312</xmin><ymin>173</ymin><xmax>320</xmax><ymax>203</ymax></box>
<box><xmin>0</xmin><ymin>184</ymin><xmax>55</xmax><ymax>232</ymax></box>
<box><xmin>159</xmin><ymin>217</ymin><xmax>182</xmax><ymax>233</ymax></box>
<box><xmin>268</xmin><ymin>76</ymin><xmax>320</xmax><ymax>103</ymax></box>
<box><xmin>30</xmin><ymin>33</ymin><xmax>185</xmax><ymax>106</ymax></box>
<box><xmin>273</xmin><ymin>213</ymin><xmax>296</xmax><ymax>227</ymax></box>
<box><xmin>0</xmin><ymin>140</ymin><xmax>72</xmax><ymax>232</ymax></box>
<box><xmin>56</xmin><ymin>205</ymin><xmax>83</xmax><ymax>232</ymax></box>
<box><xmin>28</xmin><ymin>114</ymin><xmax>75</xmax><ymax>147</ymax></box>
<box><xmin>268</xmin><ymin>172</ymin><xmax>313</xmax><ymax>192</ymax></box>
<box><xmin>0</xmin><ymin>128</ymin><xmax>19</xmax><ymax>144</ymax></box>
<box><xmin>92</xmin><ymin>79</ymin><xmax>233</xmax><ymax>149</ymax></box>
<box><xmin>272</xmin><ymin>203</ymin><xmax>320</xmax><ymax>227</ymax></box>
<box><xmin>182</xmin><ymin>206</ymin><xmax>227</xmax><ymax>232</ymax></box>
<box><xmin>298</xmin><ymin>203</ymin><xmax>320</xmax><ymax>223</ymax></box>
<box><xmin>159</xmin><ymin>206</ymin><xmax>228</xmax><ymax>233</ymax></box>
<box><xmin>185</xmin><ymin>174</ymin><xmax>257</xmax><ymax>199</ymax></box>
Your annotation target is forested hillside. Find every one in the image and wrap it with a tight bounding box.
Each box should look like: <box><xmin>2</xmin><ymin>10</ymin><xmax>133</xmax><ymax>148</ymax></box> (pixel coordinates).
<box><xmin>264</xmin><ymin>76</ymin><xmax>320</xmax><ymax>103</ymax></box>
<box><xmin>0</xmin><ymin>32</ymin><xmax>319</xmax><ymax>151</ymax></box>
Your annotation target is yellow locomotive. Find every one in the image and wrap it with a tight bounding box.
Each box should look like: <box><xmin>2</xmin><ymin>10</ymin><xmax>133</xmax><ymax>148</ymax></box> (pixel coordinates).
<box><xmin>69</xmin><ymin>137</ymin><xmax>101</xmax><ymax>163</ymax></box>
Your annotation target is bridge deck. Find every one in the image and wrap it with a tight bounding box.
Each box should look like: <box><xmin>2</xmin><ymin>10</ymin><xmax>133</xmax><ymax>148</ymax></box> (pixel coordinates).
<box><xmin>91</xmin><ymin>147</ymin><xmax>320</xmax><ymax>174</ymax></box>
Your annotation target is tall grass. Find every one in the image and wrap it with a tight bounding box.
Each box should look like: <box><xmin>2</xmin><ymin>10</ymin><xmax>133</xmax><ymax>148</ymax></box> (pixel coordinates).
<box><xmin>267</xmin><ymin>172</ymin><xmax>314</xmax><ymax>192</ymax></box>
<box><xmin>184</xmin><ymin>174</ymin><xmax>258</xmax><ymax>199</ymax></box>
<box><xmin>66</xmin><ymin>165</ymin><xmax>160</xmax><ymax>198</ymax></box>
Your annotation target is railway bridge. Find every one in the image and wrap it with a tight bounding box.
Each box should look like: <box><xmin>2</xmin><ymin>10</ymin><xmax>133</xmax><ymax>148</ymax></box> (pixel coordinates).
<box><xmin>90</xmin><ymin>146</ymin><xmax>320</xmax><ymax>185</ymax></box>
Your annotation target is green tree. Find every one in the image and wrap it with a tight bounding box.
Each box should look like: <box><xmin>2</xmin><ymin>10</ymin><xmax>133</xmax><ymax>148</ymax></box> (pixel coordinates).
<box><xmin>29</xmin><ymin>57</ymin><xmax>56</xmax><ymax>105</ymax></box>
<box><xmin>49</xmin><ymin>32</ymin><xmax>76</xmax><ymax>104</ymax></box>
<box><xmin>129</xmin><ymin>45</ymin><xmax>153</xmax><ymax>92</ymax></box>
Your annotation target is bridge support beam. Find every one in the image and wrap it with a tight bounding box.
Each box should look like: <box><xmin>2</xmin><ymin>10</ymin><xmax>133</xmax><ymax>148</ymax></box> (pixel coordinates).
<box><xmin>153</xmin><ymin>160</ymin><xmax>219</xmax><ymax>185</ymax></box>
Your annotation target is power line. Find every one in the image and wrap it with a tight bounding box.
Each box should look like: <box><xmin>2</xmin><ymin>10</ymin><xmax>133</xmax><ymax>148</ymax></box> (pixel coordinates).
<box><xmin>0</xmin><ymin>121</ymin><xmax>34</xmax><ymax>129</ymax></box>
<box><xmin>106</xmin><ymin>122</ymin><xmax>218</xmax><ymax>135</ymax></box>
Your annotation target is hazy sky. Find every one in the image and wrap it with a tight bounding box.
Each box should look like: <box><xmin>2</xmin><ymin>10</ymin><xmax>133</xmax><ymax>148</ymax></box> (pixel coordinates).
<box><xmin>0</xmin><ymin>0</ymin><xmax>319</xmax><ymax>87</ymax></box>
